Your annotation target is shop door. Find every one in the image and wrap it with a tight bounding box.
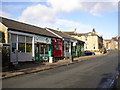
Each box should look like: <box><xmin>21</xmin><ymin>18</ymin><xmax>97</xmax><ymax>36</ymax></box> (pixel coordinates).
<box><xmin>40</xmin><ymin>44</ymin><xmax>49</xmax><ymax>61</ymax></box>
<box><xmin>35</xmin><ymin>44</ymin><xmax>40</xmax><ymax>60</ymax></box>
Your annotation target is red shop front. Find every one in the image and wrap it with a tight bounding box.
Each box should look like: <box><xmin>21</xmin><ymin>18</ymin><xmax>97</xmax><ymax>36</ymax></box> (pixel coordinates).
<box><xmin>52</xmin><ymin>38</ymin><xmax>63</xmax><ymax>58</ymax></box>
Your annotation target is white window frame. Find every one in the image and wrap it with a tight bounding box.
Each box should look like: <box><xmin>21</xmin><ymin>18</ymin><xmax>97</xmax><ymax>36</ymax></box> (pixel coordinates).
<box><xmin>9</xmin><ymin>30</ymin><xmax>35</xmax><ymax>57</ymax></box>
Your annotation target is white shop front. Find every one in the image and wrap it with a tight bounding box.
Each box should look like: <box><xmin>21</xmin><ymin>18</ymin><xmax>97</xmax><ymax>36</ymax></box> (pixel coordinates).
<box><xmin>9</xmin><ymin>31</ymin><xmax>35</xmax><ymax>64</ymax></box>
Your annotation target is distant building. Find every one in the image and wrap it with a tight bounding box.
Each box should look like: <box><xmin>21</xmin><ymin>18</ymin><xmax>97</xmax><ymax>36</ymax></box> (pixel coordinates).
<box><xmin>64</xmin><ymin>28</ymin><xmax>103</xmax><ymax>52</ymax></box>
<box><xmin>104</xmin><ymin>36</ymin><xmax>119</xmax><ymax>50</ymax></box>
<box><xmin>103</xmin><ymin>40</ymin><xmax>111</xmax><ymax>49</ymax></box>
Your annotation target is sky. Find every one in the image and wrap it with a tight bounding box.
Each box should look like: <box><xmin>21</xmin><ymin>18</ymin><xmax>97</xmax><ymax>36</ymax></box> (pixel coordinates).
<box><xmin>0</xmin><ymin>0</ymin><xmax>119</xmax><ymax>39</ymax></box>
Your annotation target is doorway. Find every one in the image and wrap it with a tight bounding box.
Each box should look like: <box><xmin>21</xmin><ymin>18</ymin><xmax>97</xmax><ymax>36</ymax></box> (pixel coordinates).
<box><xmin>35</xmin><ymin>43</ymin><xmax>51</xmax><ymax>61</ymax></box>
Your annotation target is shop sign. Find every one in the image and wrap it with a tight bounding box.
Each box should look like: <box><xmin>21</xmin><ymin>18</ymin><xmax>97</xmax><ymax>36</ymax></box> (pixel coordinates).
<box><xmin>35</xmin><ymin>35</ymin><xmax>51</xmax><ymax>44</ymax></box>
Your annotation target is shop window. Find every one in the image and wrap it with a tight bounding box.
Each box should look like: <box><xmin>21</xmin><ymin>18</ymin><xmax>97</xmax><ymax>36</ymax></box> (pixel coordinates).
<box><xmin>54</xmin><ymin>45</ymin><xmax>60</xmax><ymax>50</ymax></box>
<box><xmin>65</xmin><ymin>43</ymin><xmax>69</xmax><ymax>52</ymax></box>
<box><xmin>26</xmin><ymin>36</ymin><xmax>32</xmax><ymax>52</ymax></box>
<box><xmin>18</xmin><ymin>35</ymin><xmax>25</xmax><ymax>52</ymax></box>
<box><xmin>72</xmin><ymin>46</ymin><xmax>76</xmax><ymax>52</ymax></box>
<box><xmin>77</xmin><ymin>46</ymin><xmax>80</xmax><ymax>51</ymax></box>
<box><xmin>40</xmin><ymin>44</ymin><xmax>48</xmax><ymax>54</ymax></box>
<box><xmin>26</xmin><ymin>36</ymin><xmax>32</xmax><ymax>43</ymax></box>
<box><xmin>26</xmin><ymin>43</ymin><xmax>32</xmax><ymax>52</ymax></box>
<box><xmin>18</xmin><ymin>43</ymin><xmax>25</xmax><ymax>52</ymax></box>
<box><xmin>12</xmin><ymin>43</ymin><xmax>16</xmax><ymax>52</ymax></box>
<box><xmin>18</xmin><ymin>35</ymin><xmax>25</xmax><ymax>42</ymax></box>
<box><xmin>11</xmin><ymin>34</ymin><xmax>17</xmax><ymax>42</ymax></box>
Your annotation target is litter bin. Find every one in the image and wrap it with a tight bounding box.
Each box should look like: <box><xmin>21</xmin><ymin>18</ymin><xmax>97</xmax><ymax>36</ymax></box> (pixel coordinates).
<box><xmin>49</xmin><ymin>57</ymin><xmax>53</xmax><ymax>63</ymax></box>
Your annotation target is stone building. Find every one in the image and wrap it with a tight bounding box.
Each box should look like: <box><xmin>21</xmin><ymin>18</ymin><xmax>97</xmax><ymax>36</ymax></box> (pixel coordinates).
<box><xmin>104</xmin><ymin>36</ymin><xmax>119</xmax><ymax>50</ymax></box>
<box><xmin>64</xmin><ymin>28</ymin><xmax>103</xmax><ymax>53</ymax></box>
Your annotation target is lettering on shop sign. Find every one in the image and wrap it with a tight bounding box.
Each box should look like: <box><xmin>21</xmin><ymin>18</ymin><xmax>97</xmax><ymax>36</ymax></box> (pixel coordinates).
<box><xmin>35</xmin><ymin>35</ymin><xmax>51</xmax><ymax>44</ymax></box>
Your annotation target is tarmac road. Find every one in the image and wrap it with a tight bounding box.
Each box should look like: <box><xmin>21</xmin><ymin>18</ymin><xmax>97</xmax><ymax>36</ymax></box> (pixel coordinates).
<box><xmin>2</xmin><ymin>50</ymin><xmax>118</xmax><ymax>88</ymax></box>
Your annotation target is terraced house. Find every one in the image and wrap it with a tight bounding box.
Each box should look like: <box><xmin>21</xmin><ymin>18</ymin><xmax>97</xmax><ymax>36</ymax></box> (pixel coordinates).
<box><xmin>64</xmin><ymin>28</ymin><xmax>103</xmax><ymax>54</ymax></box>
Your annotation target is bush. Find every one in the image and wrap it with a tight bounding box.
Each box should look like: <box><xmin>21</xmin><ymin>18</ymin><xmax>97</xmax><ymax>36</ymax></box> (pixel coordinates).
<box><xmin>100</xmin><ymin>48</ymin><xmax>107</xmax><ymax>54</ymax></box>
<box><xmin>2</xmin><ymin>46</ymin><xmax>10</xmax><ymax>67</ymax></box>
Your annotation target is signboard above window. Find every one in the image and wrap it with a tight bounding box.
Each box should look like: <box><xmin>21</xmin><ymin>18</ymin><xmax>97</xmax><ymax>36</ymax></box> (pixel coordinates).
<box><xmin>35</xmin><ymin>35</ymin><xmax>51</xmax><ymax>44</ymax></box>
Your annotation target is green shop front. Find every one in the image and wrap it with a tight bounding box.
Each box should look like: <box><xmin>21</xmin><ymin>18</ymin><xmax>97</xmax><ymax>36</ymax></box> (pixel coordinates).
<box><xmin>72</xmin><ymin>40</ymin><xmax>84</xmax><ymax>57</ymax></box>
<box><xmin>35</xmin><ymin>35</ymin><xmax>52</xmax><ymax>61</ymax></box>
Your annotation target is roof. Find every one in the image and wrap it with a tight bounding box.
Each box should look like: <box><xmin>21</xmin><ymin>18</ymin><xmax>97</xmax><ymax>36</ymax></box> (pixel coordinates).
<box><xmin>64</xmin><ymin>31</ymin><xmax>101</xmax><ymax>37</ymax></box>
<box><xmin>47</xmin><ymin>28</ymin><xmax>76</xmax><ymax>40</ymax></box>
<box><xmin>0</xmin><ymin>17</ymin><xmax>57</xmax><ymax>38</ymax></box>
<box><xmin>47</xmin><ymin>28</ymin><xmax>84</xmax><ymax>43</ymax></box>
<box><xmin>63</xmin><ymin>31</ymin><xmax>77</xmax><ymax>35</ymax></box>
<box><xmin>104</xmin><ymin>39</ymin><xmax>111</xmax><ymax>41</ymax></box>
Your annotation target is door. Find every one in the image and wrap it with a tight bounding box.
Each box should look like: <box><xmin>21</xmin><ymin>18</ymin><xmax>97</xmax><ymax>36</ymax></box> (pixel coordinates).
<box><xmin>35</xmin><ymin>44</ymin><xmax>40</xmax><ymax>60</ymax></box>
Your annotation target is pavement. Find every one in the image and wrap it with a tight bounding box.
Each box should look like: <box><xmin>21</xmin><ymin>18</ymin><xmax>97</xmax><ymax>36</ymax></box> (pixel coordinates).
<box><xmin>1</xmin><ymin>52</ymin><xmax>110</xmax><ymax>79</ymax></box>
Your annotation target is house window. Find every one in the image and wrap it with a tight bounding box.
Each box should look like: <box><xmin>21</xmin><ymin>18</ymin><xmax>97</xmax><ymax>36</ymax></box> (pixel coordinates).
<box><xmin>85</xmin><ymin>36</ymin><xmax>88</xmax><ymax>41</ymax></box>
<box><xmin>86</xmin><ymin>44</ymin><xmax>88</xmax><ymax>49</ymax></box>
<box><xmin>93</xmin><ymin>44</ymin><xmax>95</xmax><ymax>49</ymax></box>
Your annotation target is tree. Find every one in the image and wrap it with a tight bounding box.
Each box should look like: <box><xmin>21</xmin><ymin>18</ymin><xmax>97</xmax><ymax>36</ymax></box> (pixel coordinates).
<box><xmin>0</xmin><ymin>31</ymin><xmax>5</xmax><ymax>43</ymax></box>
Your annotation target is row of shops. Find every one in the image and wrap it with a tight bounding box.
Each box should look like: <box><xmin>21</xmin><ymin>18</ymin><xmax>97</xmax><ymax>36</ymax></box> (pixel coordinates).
<box><xmin>0</xmin><ymin>17</ymin><xmax>84</xmax><ymax>65</ymax></box>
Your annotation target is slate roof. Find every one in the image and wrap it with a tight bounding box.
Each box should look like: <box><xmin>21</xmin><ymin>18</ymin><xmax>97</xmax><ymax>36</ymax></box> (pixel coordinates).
<box><xmin>47</xmin><ymin>28</ymin><xmax>84</xmax><ymax>43</ymax></box>
<box><xmin>64</xmin><ymin>31</ymin><xmax>103</xmax><ymax>38</ymax></box>
<box><xmin>0</xmin><ymin>17</ymin><xmax>57</xmax><ymax>38</ymax></box>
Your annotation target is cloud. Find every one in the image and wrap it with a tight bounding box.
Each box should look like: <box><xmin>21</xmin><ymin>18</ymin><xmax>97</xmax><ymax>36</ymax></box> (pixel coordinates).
<box><xmin>47</xmin><ymin>0</ymin><xmax>118</xmax><ymax>16</ymax></box>
<box><xmin>56</xmin><ymin>19</ymin><xmax>92</xmax><ymax>33</ymax></box>
<box><xmin>1</xmin><ymin>0</ymin><xmax>46</xmax><ymax>2</ymax></box>
<box><xmin>19</xmin><ymin>4</ymin><xmax>56</xmax><ymax>23</ymax></box>
<box><xmin>18</xmin><ymin>1</ymin><xmax>118</xmax><ymax>39</ymax></box>
<box><xmin>19</xmin><ymin>3</ymin><xmax>92</xmax><ymax>32</ymax></box>
<box><xmin>47</xmin><ymin>0</ymin><xmax>82</xmax><ymax>13</ymax></box>
<box><xmin>0</xmin><ymin>10</ymin><xmax>11</xmax><ymax>18</ymax></box>
<box><xmin>1</xmin><ymin>0</ymin><xmax>119</xmax><ymax>2</ymax></box>
<box><xmin>90</xmin><ymin>2</ymin><xmax>118</xmax><ymax>16</ymax></box>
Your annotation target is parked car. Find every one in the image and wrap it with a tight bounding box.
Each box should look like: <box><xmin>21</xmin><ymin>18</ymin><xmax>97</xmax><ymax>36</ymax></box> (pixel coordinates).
<box><xmin>84</xmin><ymin>51</ymin><xmax>95</xmax><ymax>55</ymax></box>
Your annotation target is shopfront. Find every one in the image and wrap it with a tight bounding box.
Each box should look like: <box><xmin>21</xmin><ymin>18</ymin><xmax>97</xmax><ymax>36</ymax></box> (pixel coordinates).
<box><xmin>64</xmin><ymin>39</ymin><xmax>72</xmax><ymax>58</ymax></box>
<box><xmin>72</xmin><ymin>41</ymin><xmax>84</xmax><ymax>57</ymax></box>
<box><xmin>52</xmin><ymin>38</ymin><xmax>63</xmax><ymax>58</ymax></box>
<box><xmin>9</xmin><ymin>31</ymin><xmax>34</xmax><ymax>64</ymax></box>
<box><xmin>35</xmin><ymin>35</ymin><xmax>52</xmax><ymax>61</ymax></box>
<box><xmin>72</xmin><ymin>41</ymin><xmax>77</xmax><ymax>57</ymax></box>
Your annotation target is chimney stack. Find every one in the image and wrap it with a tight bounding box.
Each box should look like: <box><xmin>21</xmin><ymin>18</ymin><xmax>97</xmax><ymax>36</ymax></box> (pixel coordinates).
<box><xmin>74</xmin><ymin>28</ymin><xmax>77</xmax><ymax>34</ymax></box>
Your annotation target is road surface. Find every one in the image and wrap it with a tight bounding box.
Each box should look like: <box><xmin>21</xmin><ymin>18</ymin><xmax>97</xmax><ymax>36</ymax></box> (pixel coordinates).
<box><xmin>2</xmin><ymin>50</ymin><xmax>118</xmax><ymax>88</ymax></box>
